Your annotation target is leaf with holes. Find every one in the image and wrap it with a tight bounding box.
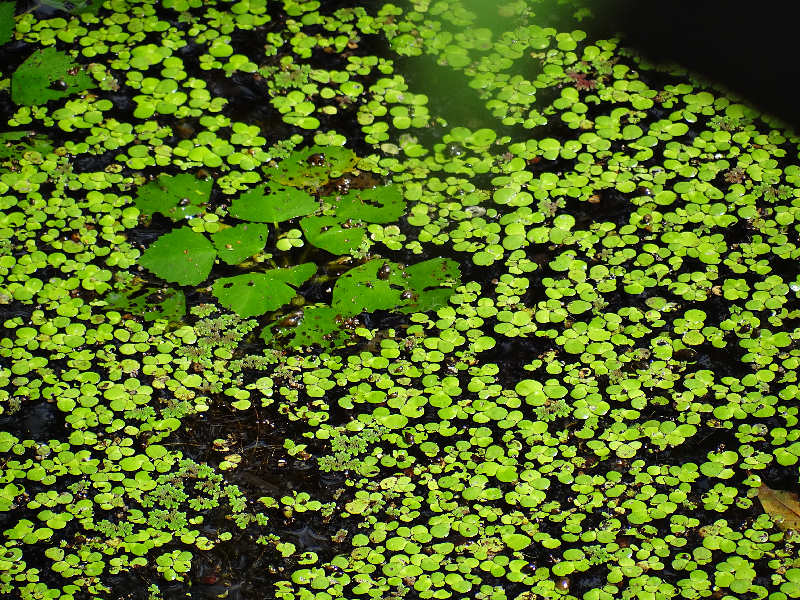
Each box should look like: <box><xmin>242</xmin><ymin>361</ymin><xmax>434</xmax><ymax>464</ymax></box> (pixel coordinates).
<box><xmin>399</xmin><ymin>258</ymin><xmax>461</xmax><ymax>313</ymax></box>
<box><xmin>332</xmin><ymin>259</ymin><xmax>406</xmax><ymax>314</ymax></box>
<box><xmin>273</xmin><ymin>305</ymin><xmax>349</xmax><ymax>348</ymax></box>
<box><xmin>134</xmin><ymin>173</ymin><xmax>213</xmax><ymax>221</ymax></box>
<box><xmin>229</xmin><ymin>182</ymin><xmax>318</xmax><ymax>223</ymax></box>
<box><xmin>212</xmin><ymin>263</ymin><xmax>315</xmax><ymax>318</ymax></box>
<box><xmin>331</xmin><ymin>184</ymin><xmax>406</xmax><ymax>223</ymax></box>
<box><xmin>105</xmin><ymin>286</ymin><xmax>186</xmax><ymax>322</ymax></box>
<box><xmin>300</xmin><ymin>215</ymin><xmax>365</xmax><ymax>254</ymax></box>
<box><xmin>264</xmin><ymin>145</ymin><xmax>357</xmax><ymax>189</ymax></box>
<box><xmin>11</xmin><ymin>47</ymin><xmax>95</xmax><ymax>106</ymax></box>
<box><xmin>0</xmin><ymin>131</ymin><xmax>53</xmax><ymax>159</ymax></box>
<box><xmin>139</xmin><ymin>227</ymin><xmax>216</xmax><ymax>286</ymax></box>
<box><xmin>211</xmin><ymin>223</ymin><xmax>268</xmax><ymax>265</ymax></box>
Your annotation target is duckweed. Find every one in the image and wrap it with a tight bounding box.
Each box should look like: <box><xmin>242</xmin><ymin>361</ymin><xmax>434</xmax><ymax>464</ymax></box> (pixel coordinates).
<box><xmin>2</xmin><ymin>0</ymin><xmax>800</xmax><ymax>599</ymax></box>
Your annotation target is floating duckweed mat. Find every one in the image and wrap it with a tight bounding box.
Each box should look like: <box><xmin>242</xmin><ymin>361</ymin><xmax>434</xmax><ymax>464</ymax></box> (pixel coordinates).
<box><xmin>1</xmin><ymin>1</ymin><xmax>800</xmax><ymax>600</ymax></box>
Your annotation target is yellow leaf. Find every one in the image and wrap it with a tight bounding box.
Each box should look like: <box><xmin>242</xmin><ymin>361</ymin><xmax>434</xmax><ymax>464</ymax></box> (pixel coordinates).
<box><xmin>757</xmin><ymin>484</ymin><xmax>800</xmax><ymax>531</ymax></box>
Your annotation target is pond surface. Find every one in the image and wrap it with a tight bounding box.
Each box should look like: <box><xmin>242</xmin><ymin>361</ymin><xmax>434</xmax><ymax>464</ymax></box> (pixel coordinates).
<box><xmin>2</xmin><ymin>1</ymin><xmax>800</xmax><ymax>600</ymax></box>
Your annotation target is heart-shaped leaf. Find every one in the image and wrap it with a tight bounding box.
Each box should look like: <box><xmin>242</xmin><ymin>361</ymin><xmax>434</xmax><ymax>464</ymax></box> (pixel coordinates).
<box><xmin>332</xmin><ymin>259</ymin><xmax>406</xmax><ymax>314</ymax></box>
<box><xmin>211</xmin><ymin>223</ymin><xmax>268</xmax><ymax>265</ymax></box>
<box><xmin>11</xmin><ymin>47</ymin><xmax>95</xmax><ymax>106</ymax></box>
<box><xmin>134</xmin><ymin>173</ymin><xmax>213</xmax><ymax>221</ymax></box>
<box><xmin>331</xmin><ymin>184</ymin><xmax>406</xmax><ymax>223</ymax></box>
<box><xmin>139</xmin><ymin>227</ymin><xmax>216</xmax><ymax>286</ymax></box>
<box><xmin>229</xmin><ymin>182</ymin><xmax>318</xmax><ymax>223</ymax></box>
<box><xmin>300</xmin><ymin>215</ymin><xmax>365</xmax><ymax>254</ymax></box>
<box><xmin>264</xmin><ymin>145</ymin><xmax>357</xmax><ymax>189</ymax></box>
<box><xmin>212</xmin><ymin>263</ymin><xmax>315</xmax><ymax>318</ymax></box>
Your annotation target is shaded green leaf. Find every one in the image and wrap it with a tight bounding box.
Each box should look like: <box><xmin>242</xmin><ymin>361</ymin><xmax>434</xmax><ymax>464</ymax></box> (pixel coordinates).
<box><xmin>134</xmin><ymin>173</ymin><xmax>213</xmax><ymax>221</ymax></box>
<box><xmin>300</xmin><ymin>215</ymin><xmax>365</xmax><ymax>254</ymax></box>
<box><xmin>0</xmin><ymin>131</ymin><xmax>53</xmax><ymax>159</ymax></box>
<box><xmin>212</xmin><ymin>263</ymin><xmax>315</xmax><ymax>318</ymax></box>
<box><xmin>0</xmin><ymin>2</ymin><xmax>14</xmax><ymax>46</ymax></box>
<box><xmin>331</xmin><ymin>184</ymin><xmax>406</xmax><ymax>223</ymax></box>
<box><xmin>11</xmin><ymin>47</ymin><xmax>95</xmax><ymax>106</ymax></box>
<box><xmin>104</xmin><ymin>286</ymin><xmax>186</xmax><ymax>322</ymax></box>
<box><xmin>211</xmin><ymin>223</ymin><xmax>268</xmax><ymax>265</ymax></box>
<box><xmin>332</xmin><ymin>259</ymin><xmax>405</xmax><ymax>314</ymax></box>
<box><xmin>139</xmin><ymin>227</ymin><xmax>216</xmax><ymax>286</ymax></box>
<box><xmin>229</xmin><ymin>182</ymin><xmax>318</xmax><ymax>223</ymax></box>
<box><xmin>264</xmin><ymin>145</ymin><xmax>357</xmax><ymax>189</ymax></box>
<box><xmin>400</xmin><ymin>258</ymin><xmax>461</xmax><ymax>313</ymax></box>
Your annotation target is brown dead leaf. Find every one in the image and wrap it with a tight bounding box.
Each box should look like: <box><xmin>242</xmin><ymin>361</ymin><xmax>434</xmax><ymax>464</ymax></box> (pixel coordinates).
<box><xmin>757</xmin><ymin>484</ymin><xmax>800</xmax><ymax>531</ymax></box>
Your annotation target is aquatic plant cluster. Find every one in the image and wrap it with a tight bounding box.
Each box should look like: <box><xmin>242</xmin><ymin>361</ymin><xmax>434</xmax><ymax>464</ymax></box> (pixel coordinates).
<box><xmin>1</xmin><ymin>0</ymin><xmax>800</xmax><ymax>599</ymax></box>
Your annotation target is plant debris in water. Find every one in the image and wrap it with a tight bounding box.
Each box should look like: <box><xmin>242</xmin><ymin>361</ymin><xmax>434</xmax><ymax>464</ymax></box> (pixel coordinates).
<box><xmin>1</xmin><ymin>1</ymin><xmax>800</xmax><ymax>600</ymax></box>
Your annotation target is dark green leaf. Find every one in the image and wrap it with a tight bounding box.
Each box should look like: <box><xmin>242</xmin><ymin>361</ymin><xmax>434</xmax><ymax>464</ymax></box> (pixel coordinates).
<box><xmin>134</xmin><ymin>173</ymin><xmax>213</xmax><ymax>221</ymax></box>
<box><xmin>11</xmin><ymin>47</ymin><xmax>95</xmax><ymax>106</ymax></box>
<box><xmin>0</xmin><ymin>2</ymin><xmax>14</xmax><ymax>46</ymax></box>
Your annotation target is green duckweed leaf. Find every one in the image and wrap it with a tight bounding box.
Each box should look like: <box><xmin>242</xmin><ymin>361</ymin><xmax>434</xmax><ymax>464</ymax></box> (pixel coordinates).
<box><xmin>134</xmin><ymin>174</ymin><xmax>213</xmax><ymax>221</ymax></box>
<box><xmin>345</xmin><ymin>498</ymin><xmax>370</xmax><ymax>515</ymax></box>
<box><xmin>758</xmin><ymin>484</ymin><xmax>800</xmax><ymax>532</ymax></box>
<box><xmin>300</xmin><ymin>215</ymin><xmax>365</xmax><ymax>254</ymax></box>
<box><xmin>229</xmin><ymin>182</ymin><xmax>318</xmax><ymax>223</ymax></box>
<box><xmin>331</xmin><ymin>184</ymin><xmax>406</xmax><ymax>223</ymax></box>
<box><xmin>502</xmin><ymin>532</ymin><xmax>531</xmax><ymax>551</ymax></box>
<box><xmin>11</xmin><ymin>47</ymin><xmax>95</xmax><ymax>106</ymax></box>
<box><xmin>211</xmin><ymin>223</ymin><xmax>268</xmax><ymax>265</ymax></box>
<box><xmin>212</xmin><ymin>263</ymin><xmax>315</xmax><ymax>318</ymax></box>
<box><xmin>139</xmin><ymin>227</ymin><xmax>216</xmax><ymax>286</ymax></box>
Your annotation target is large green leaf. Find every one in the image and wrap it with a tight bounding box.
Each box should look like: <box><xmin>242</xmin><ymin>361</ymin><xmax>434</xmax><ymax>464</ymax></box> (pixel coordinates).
<box><xmin>0</xmin><ymin>2</ymin><xmax>14</xmax><ymax>46</ymax></box>
<box><xmin>134</xmin><ymin>173</ymin><xmax>213</xmax><ymax>221</ymax></box>
<box><xmin>262</xmin><ymin>304</ymin><xmax>348</xmax><ymax>348</ymax></box>
<box><xmin>211</xmin><ymin>223</ymin><xmax>268</xmax><ymax>265</ymax></box>
<box><xmin>300</xmin><ymin>215</ymin><xmax>365</xmax><ymax>254</ymax></box>
<box><xmin>229</xmin><ymin>182</ymin><xmax>317</xmax><ymax>223</ymax></box>
<box><xmin>399</xmin><ymin>257</ymin><xmax>461</xmax><ymax>312</ymax></box>
<box><xmin>264</xmin><ymin>145</ymin><xmax>357</xmax><ymax>189</ymax></box>
<box><xmin>11</xmin><ymin>47</ymin><xmax>95</xmax><ymax>106</ymax></box>
<box><xmin>212</xmin><ymin>263</ymin><xmax>315</xmax><ymax>318</ymax></box>
<box><xmin>104</xmin><ymin>286</ymin><xmax>186</xmax><ymax>322</ymax></box>
<box><xmin>331</xmin><ymin>184</ymin><xmax>406</xmax><ymax>223</ymax></box>
<box><xmin>0</xmin><ymin>131</ymin><xmax>53</xmax><ymax>160</ymax></box>
<box><xmin>139</xmin><ymin>227</ymin><xmax>216</xmax><ymax>286</ymax></box>
<box><xmin>332</xmin><ymin>259</ymin><xmax>405</xmax><ymax>314</ymax></box>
